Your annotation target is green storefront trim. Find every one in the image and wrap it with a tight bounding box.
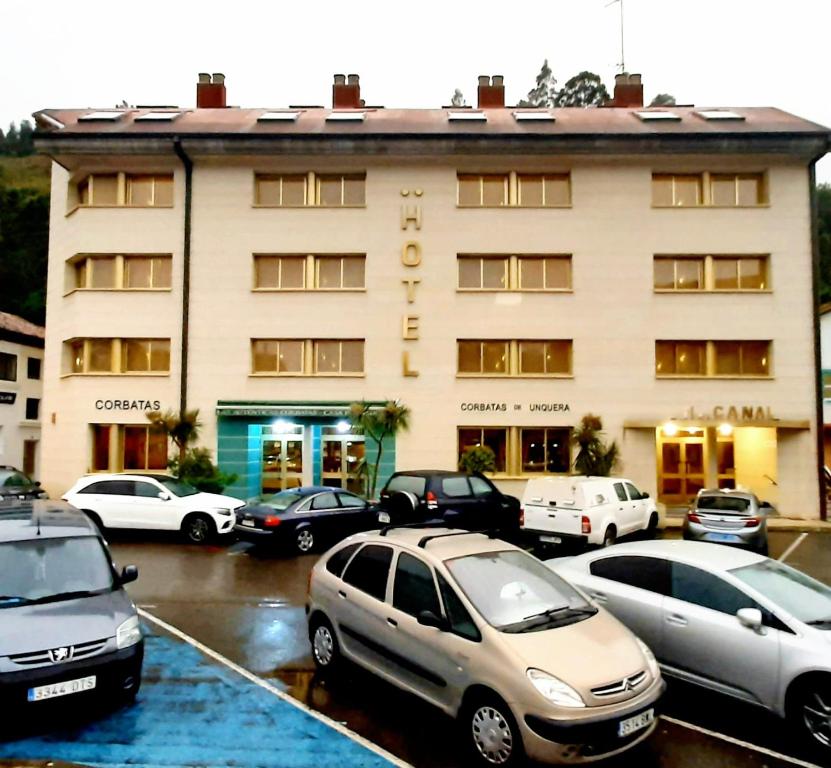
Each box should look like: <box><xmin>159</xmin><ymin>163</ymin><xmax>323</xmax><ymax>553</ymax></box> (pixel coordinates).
<box><xmin>216</xmin><ymin>401</ymin><xmax>396</xmax><ymax>502</ymax></box>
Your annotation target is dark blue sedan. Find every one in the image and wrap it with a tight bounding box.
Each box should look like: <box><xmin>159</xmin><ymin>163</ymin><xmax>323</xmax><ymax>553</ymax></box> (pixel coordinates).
<box><xmin>233</xmin><ymin>487</ymin><xmax>378</xmax><ymax>554</ymax></box>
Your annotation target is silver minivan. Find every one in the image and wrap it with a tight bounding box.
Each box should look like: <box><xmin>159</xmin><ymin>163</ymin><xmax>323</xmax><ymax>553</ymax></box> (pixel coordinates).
<box><xmin>0</xmin><ymin>501</ymin><xmax>143</xmax><ymax>713</ymax></box>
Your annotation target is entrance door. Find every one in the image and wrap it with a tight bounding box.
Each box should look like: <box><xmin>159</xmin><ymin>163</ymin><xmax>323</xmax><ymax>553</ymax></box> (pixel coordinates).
<box><xmin>660</xmin><ymin>438</ymin><xmax>705</xmax><ymax>504</ymax></box>
<box><xmin>321</xmin><ymin>431</ymin><xmax>365</xmax><ymax>493</ymax></box>
<box><xmin>262</xmin><ymin>437</ymin><xmax>304</xmax><ymax>494</ymax></box>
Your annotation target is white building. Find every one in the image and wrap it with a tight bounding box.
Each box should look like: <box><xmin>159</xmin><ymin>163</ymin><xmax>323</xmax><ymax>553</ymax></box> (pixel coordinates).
<box><xmin>33</xmin><ymin>72</ymin><xmax>831</xmax><ymax>517</ymax></box>
<box><xmin>0</xmin><ymin>312</ymin><xmax>44</xmax><ymax>477</ymax></box>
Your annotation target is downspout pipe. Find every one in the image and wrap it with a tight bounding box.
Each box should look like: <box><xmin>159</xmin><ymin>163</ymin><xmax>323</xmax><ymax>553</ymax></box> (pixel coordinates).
<box><xmin>173</xmin><ymin>139</ymin><xmax>193</xmax><ymax>419</ymax></box>
<box><xmin>810</xmin><ymin>154</ymin><xmax>827</xmax><ymax>520</ymax></box>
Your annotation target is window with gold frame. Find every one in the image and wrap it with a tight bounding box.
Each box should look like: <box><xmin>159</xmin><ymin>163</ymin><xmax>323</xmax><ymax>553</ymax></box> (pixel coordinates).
<box><xmin>656</xmin><ymin>340</ymin><xmax>771</xmax><ymax>377</ymax></box>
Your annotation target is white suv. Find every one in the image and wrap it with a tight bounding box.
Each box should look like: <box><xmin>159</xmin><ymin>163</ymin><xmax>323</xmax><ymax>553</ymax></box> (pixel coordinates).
<box><xmin>307</xmin><ymin>527</ymin><xmax>664</xmax><ymax>766</ymax></box>
<box><xmin>63</xmin><ymin>474</ymin><xmax>244</xmax><ymax>544</ymax></box>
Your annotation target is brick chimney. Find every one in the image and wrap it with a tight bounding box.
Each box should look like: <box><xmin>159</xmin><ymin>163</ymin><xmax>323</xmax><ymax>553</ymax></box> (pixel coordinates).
<box><xmin>477</xmin><ymin>75</ymin><xmax>505</xmax><ymax>108</ymax></box>
<box><xmin>611</xmin><ymin>73</ymin><xmax>643</xmax><ymax>108</ymax></box>
<box><xmin>196</xmin><ymin>73</ymin><xmax>227</xmax><ymax>108</ymax></box>
<box><xmin>332</xmin><ymin>74</ymin><xmax>363</xmax><ymax>109</ymax></box>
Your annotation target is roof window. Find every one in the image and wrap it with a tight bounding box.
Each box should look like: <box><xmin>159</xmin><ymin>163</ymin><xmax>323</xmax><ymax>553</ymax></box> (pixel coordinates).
<box><xmin>135</xmin><ymin>111</ymin><xmax>182</xmax><ymax>122</ymax></box>
<box><xmin>513</xmin><ymin>111</ymin><xmax>555</xmax><ymax>122</ymax></box>
<box><xmin>79</xmin><ymin>111</ymin><xmax>126</xmax><ymax>122</ymax></box>
<box><xmin>695</xmin><ymin>110</ymin><xmax>745</xmax><ymax>122</ymax></box>
<box><xmin>326</xmin><ymin>111</ymin><xmax>366</xmax><ymax>122</ymax></box>
<box><xmin>448</xmin><ymin>111</ymin><xmax>487</xmax><ymax>122</ymax></box>
<box><xmin>258</xmin><ymin>111</ymin><xmax>301</xmax><ymax>122</ymax></box>
<box><xmin>634</xmin><ymin>110</ymin><xmax>681</xmax><ymax>122</ymax></box>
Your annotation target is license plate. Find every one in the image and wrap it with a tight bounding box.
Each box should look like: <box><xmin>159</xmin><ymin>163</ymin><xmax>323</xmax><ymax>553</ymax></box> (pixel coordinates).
<box><xmin>540</xmin><ymin>535</ymin><xmax>562</xmax><ymax>544</ymax></box>
<box><xmin>241</xmin><ymin>519</ymin><xmax>256</xmax><ymax>527</ymax></box>
<box><xmin>378</xmin><ymin>512</ymin><xmax>391</xmax><ymax>524</ymax></box>
<box><xmin>618</xmin><ymin>708</ymin><xmax>654</xmax><ymax>738</ymax></box>
<box><xmin>28</xmin><ymin>675</ymin><xmax>96</xmax><ymax>702</ymax></box>
<box><xmin>707</xmin><ymin>532</ymin><xmax>740</xmax><ymax>543</ymax></box>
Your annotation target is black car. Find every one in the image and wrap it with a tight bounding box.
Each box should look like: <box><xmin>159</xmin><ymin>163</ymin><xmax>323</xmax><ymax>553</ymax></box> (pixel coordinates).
<box><xmin>378</xmin><ymin>470</ymin><xmax>521</xmax><ymax>536</ymax></box>
<box><xmin>0</xmin><ymin>467</ymin><xmax>48</xmax><ymax>501</ymax></box>
<box><xmin>234</xmin><ymin>487</ymin><xmax>378</xmax><ymax>554</ymax></box>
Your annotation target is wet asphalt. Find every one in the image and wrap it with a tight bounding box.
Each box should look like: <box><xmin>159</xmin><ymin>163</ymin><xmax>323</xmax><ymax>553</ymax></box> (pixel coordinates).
<box><xmin>103</xmin><ymin>528</ymin><xmax>830</xmax><ymax>768</ymax></box>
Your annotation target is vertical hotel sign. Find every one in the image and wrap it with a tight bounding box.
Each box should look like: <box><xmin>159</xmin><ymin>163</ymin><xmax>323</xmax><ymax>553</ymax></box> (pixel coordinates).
<box><xmin>400</xmin><ymin>187</ymin><xmax>422</xmax><ymax>377</ymax></box>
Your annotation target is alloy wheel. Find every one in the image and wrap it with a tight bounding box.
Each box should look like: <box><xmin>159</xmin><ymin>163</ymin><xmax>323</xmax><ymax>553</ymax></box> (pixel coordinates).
<box><xmin>187</xmin><ymin>517</ymin><xmax>209</xmax><ymax>543</ymax></box>
<box><xmin>296</xmin><ymin>529</ymin><xmax>314</xmax><ymax>552</ymax></box>
<box><xmin>313</xmin><ymin>625</ymin><xmax>334</xmax><ymax>667</ymax></box>
<box><xmin>803</xmin><ymin>689</ymin><xmax>831</xmax><ymax>747</ymax></box>
<box><xmin>471</xmin><ymin>705</ymin><xmax>514</xmax><ymax>765</ymax></box>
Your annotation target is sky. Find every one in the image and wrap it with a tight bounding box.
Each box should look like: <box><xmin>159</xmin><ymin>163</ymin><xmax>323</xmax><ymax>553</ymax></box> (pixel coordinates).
<box><xmin>2</xmin><ymin>0</ymin><xmax>830</xmax><ymax>180</ymax></box>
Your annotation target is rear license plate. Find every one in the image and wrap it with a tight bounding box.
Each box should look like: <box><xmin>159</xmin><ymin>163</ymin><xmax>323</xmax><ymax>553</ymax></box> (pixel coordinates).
<box><xmin>618</xmin><ymin>708</ymin><xmax>654</xmax><ymax>738</ymax></box>
<box><xmin>540</xmin><ymin>535</ymin><xmax>562</xmax><ymax>544</ymax></box>
<box><xmin>707</xmin><ymin>532</ymin><xmax>740</xmax><ymax>543</ymax></box>
<box><xmin>378</xmin><ymin>512</ymin><xmax>391</xmax><ymax>524</ymax></box>
<box><xmin>28</xmin><ymin>675</ymin><xmax>96</xmax><ymax>702</ymax></box>
<box><xmin>241</xmin><ymin>519</ymin><xmax>256</xmax><ymax>528</ymax></box>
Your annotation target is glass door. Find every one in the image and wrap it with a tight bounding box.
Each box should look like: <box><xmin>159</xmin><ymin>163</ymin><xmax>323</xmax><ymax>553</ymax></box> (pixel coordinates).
<box><xmin>659</xmin><ymin>438</ymin><xmax>705</xmax><ymax>504</ymax></box>
<box><xmin>261</xmin><ymin>426</ymin><xmax>304</xmax><ymax>494</ymax></box>
<box><xmin>321</xmin><ymin>428</ymin><xmax>365</xmax><ymax>493</ymax></box>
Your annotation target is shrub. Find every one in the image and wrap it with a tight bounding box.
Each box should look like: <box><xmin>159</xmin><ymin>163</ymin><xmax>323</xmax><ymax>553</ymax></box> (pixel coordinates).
<box><xmin>458</xmin><ymin>445</ymin><xmax>497</xmax><ymax>474</ymax></box>
<box><xmin>169</xmin><ymin>448</ymin><xmax>238</xmax><ymax>494</ymax></box>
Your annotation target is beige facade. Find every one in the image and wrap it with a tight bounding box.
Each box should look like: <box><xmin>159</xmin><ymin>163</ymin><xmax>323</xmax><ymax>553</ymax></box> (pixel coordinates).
<box><xmin>35</xmin><ymin>78</ymin><xmax>830</xmax><ymax>517</ymax></box>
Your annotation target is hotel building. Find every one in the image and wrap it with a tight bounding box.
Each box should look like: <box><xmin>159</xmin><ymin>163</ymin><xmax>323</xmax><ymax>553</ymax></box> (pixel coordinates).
<box><xmin>34</xmin><ymin>73</ymin><xmax>830</xmax><ymax>517</ymax></box>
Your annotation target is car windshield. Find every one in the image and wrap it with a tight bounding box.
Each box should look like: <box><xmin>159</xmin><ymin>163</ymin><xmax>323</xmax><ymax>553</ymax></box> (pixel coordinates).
<box><xmin>0</xmin><ymin>536</ymin><xmax>115</xmax><ymax>609</ymax></box>
<box><xmin>731</xmin><ymin>560</ymin><xmax>831</xmax><ymax>627</ymax></box>
<box><xmin>0</xmin><ymin>470</ymin><xmax>34</xmax><ymax>488</ymax></box>
<box><xmin>445</xmin><ymin>549</ymin><xmax>595</xmax><ymax>633</ymax></box>
<box><xmin>157</xmin><ymin>477</ymin><xmax>199</xmax><ymax>497</ymax></box>
<box><xmin>697</xmin><ymin>495</ymin><xmax>750</xmax><ymax>513</ymax></box>
<box><xmin>262</xmin><ymin>491</ymin><xmax>304</xmax><ymax>510</ymax></box>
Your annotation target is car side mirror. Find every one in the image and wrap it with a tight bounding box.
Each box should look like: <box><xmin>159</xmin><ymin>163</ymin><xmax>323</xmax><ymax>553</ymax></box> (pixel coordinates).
<box><xmin>760</xmin><ymin>501</ymin><xmax>772</xmax><ymax>509</ymax></box>
<box><xmin>737</xmin><ymin>607</ymin><xmax>763</xmax><ymax>631</ymax></box>
<box><xmin>417</xmin><ymin>610</ymin><xmax>449</xmax><ymax>631</ymax></box>
<box><xmin>34</xmin><ymin>481</ymin><xmax>41</xmax><ymax>487</ymax></box>
<box><xmin>120</xmin><ymin>565</ymin><xmax>139</xmax><ymax>585</ymax></box>
<box><xmin>641</xmin><ymin>492</ymin><xmax>649</xmax><ymax>499</ymax></box>
<box><xmin>158</xmin><ymin>492</ymin><xmax>171</xmax><ymax>501</ymax></box>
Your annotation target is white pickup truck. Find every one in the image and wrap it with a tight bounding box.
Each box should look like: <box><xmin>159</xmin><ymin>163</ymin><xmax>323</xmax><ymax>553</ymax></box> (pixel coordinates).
<box><xmin>521</xmin><ymin>475</ymin><xmax>659</xmax><ymax>547</ymax></box>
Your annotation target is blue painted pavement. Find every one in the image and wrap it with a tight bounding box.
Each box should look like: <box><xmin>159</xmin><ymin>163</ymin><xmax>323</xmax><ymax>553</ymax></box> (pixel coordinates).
<box><xmin>0</xmin><ymin>625</ymin><xmax>396</xmax><ymax>768</ymax></box>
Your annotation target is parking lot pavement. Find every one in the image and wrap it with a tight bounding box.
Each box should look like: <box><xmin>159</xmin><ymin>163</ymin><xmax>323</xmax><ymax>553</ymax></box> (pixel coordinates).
<box><xmin>5</xmin><ymin>529</ymin><xmax>828</xmax><ymax>768</ymax></box>
<box><xmin>0</xmin><ymin>621</ymin><xmax>402</xmax><ymax>768</ymax></box>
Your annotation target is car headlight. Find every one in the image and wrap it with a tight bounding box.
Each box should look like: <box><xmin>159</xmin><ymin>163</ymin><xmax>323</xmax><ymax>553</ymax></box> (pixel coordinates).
<box><xmin>213</xmin><ymin>508</ymin><xmax>232</xmax><ymax>516</ymax></box>
<box><xmin>527</xmin><ymin>668</ymin><xmax>585</xmax><ymax>708</ymax></box>
<box><xmin>636</xmin><ymin>637</ymin><xmax>660</xmax><ymax>678</ymax></box>
<box><xmin>116</xmin><ymin>615</ymin><xmax>142</xmax><ymax>649</ymax></box>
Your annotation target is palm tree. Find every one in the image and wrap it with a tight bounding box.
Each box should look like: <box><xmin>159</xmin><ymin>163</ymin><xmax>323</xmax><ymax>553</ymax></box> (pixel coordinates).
<box><xmin>146</xmin><ymin>408</ymin><xmax>202</xmax><ymax>466</ymax></box>
<box><xmin>349</xmin><ymin>400</ymin><xmax>411</xmax><ymax>498</ymax></box>
<box><xmin>572</xmin><ymin>414</ymin><xmax>620</xmax><ymax>476</ymax></box>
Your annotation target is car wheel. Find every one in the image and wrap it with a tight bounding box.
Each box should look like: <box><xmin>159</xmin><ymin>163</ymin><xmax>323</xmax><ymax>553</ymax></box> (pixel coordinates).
<box><xmin>602</xmin><ymin>525</ymin><xmax>617</xmax><ymax>548</ymax></box>
<box><xmin>465</xmin><ymin>692</ymin><xmax>523</xmax><ymax>767</ymax></box>
<box><xmin>310</xmin><ymin>616</ymin><xmax>341</xmax><ymax>673</ymax></box>
<box><xmin>182</xmin><ymin>514</ymin><xmax>214</xmax><ymax>544</ymax></box>
<box><xmin>646</xmin><ymin>512</ymin><xmax>659</xmax><ymax>538</ymax></box>
<box><xmin>295</xmin><ymin>527</ymin><xmax>315</xmax><ymax>554</ymax></box>
<box><xmin>789</xmin><ymin>677</ymin><xmax>831</xmax><ymax>752</ymax></box>
<box><xmin>83</xmin><ymin>510</ymin><xmax>106</xmax><ymax>534</ymax></box>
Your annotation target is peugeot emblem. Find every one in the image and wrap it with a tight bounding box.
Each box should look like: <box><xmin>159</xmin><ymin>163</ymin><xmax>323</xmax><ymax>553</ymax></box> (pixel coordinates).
<box><xmin>48</xmin><ymin>646</ymin><xmax>73</xmax><ymax>663</ymax></box>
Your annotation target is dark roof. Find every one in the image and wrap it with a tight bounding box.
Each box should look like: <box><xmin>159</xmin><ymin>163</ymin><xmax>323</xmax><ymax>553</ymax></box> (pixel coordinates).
<box><xmin>285</xmin><ymin>486</ymin><xmax>351</xmax><ymax>496</ymax></box>
<box><xmin>33</xmin><ymin>106</ymin><xmax>831</xmax><ymax>163</ymax></box>
<box><xmin>390</xmin><ymin>470</ymin><xmax>466</xmax><ymax>477</ymax></box>
<box><xmin>0</xmin><ymin>311</ymin><xmax>45</xmax><ymax>348</ymax></box>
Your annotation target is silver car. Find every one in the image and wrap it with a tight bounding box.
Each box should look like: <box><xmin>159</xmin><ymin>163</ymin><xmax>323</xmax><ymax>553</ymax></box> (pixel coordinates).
<box><xmin>682</xmin><ymin>489</ymin><xmax>771</xmax><ymax>554</ymax></box>
<box><xmin>549</xmin><ymin>540</ymin><xmax>831</xmax><ymax>753</ymax></box>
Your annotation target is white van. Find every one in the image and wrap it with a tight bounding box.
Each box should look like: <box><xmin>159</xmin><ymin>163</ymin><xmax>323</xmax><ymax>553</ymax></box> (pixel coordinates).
<box><xmin>521</xmin><ymin>476</ymin><xmax>658</xmax><ymax>547</ymax></box>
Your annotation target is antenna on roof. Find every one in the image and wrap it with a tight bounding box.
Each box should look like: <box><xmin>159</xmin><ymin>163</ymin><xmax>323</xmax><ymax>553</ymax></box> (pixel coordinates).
<box><xmin>606</xmin><ymin>0</ymin><xmax>625</xmax><ymax>74</ymax></box>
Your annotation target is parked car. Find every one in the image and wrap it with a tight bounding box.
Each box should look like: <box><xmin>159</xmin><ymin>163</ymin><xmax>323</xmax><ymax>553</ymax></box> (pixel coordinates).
<box><xmin>377</xmin><ymin>470</ymin><xmax>521</xmax><ymax>536</ymax></box>
<box><xmin>0</xmin><ymin>466</ymin><xmax>48</xmax><ymax>501</ymax></box>
<box><xmin>63</xmin><ymin>474</ymin><xmax>244</xmax><ymax>544</ymax></box>
<box><xmin>234</xmin><ymin>487</ymin><xmax>377</xmax><ymax>554</ymax></box>
<box><xmin>683</xmin><ymin>488</ymin><xmax>771</xmax><ymax>554</ymax></box>
<box><xmin>0</xmin><ymin>500</ymin><xmax>143</xmax><ymax>712</ymax></box>
<box><xmin>548</xmin><ymin>540</ymin><xmax>831</xmax><ymax>754</ymax></box>
<box><xmin>521</xmin><ymin>476</ymin><xmax>658</xmax><ymax>549</ymax></box>
<box><xmin>307</xmin><ymin>526</ymin><xmax>664</xmax><ymax>765</ymax></box>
